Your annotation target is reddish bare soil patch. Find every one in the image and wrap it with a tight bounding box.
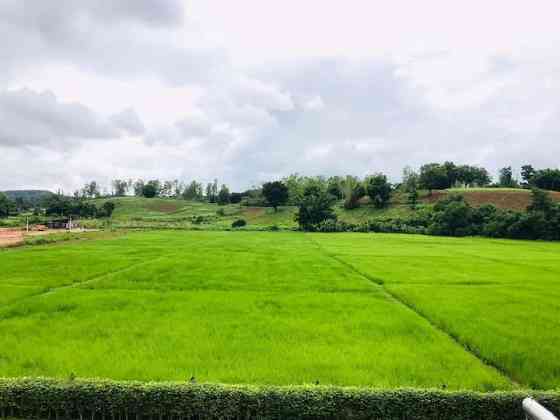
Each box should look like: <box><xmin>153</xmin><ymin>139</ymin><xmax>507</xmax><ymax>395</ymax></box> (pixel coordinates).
<box><xmin>242</xmin><ymin>207</ymin><xmax>266</xmax><ymax>219</ymax></box>
<box><xmin>421</xmin><ymin>191</ymin><xmax>448</xmax><ymax>204</ymax></box>
<box><xmin>0</xmin><ymin>229</ymin><xmax>24</xmax><ymax>247</ymax></box>
<box><xmin>422</xmin><ymin>190</ymin><xmax>560</xmax><ymax>211</ymax></box>
<box><xmin>146</xmin><ymin>202</ymin><xmax>184</xmax><ymax>213</ymax></box>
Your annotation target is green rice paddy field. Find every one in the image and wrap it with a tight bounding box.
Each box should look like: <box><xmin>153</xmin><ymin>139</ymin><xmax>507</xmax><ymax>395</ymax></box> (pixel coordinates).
<box><xmin>0</xmin><ymin>231</ymin><xmax>559</xmax><ymax>391</ymax></box>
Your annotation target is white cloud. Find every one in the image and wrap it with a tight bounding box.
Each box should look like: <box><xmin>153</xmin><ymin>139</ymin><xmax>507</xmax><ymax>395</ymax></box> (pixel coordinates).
<box><xmin>1</xmin><ymin>0</ymin><xmax>560</xmax><ymax>192</ymax></box>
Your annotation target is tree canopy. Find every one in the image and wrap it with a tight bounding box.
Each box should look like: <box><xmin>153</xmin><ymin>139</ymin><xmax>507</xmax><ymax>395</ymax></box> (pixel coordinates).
<box><xmin>262</xmin><ymin>181</ymin><xmax>289</xmax><ymax>211</ymax></box>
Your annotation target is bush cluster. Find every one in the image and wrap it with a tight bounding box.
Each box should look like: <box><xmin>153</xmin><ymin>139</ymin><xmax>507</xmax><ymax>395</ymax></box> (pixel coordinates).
<box><xmin>231</xmin><ymin>219</ymin><xmax>247</xmax><ymax>228</ymax></box>
<box><xmin>0</xmin><ymin>378</ymin><xmax>558</xmax><ymax>420</ymax></box>
<box><xmin>43</xmin><ymin>195</ymin><xmax>115</xmax><ymax>219</ymax></box>
<box><xmin>314</xmin><ymin>190</ymin><xmax>560</xmax><ymax>241</ymax></box>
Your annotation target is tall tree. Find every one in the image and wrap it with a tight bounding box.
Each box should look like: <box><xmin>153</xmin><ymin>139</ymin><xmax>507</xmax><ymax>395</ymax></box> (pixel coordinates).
<box><xmin>206</xmin><ymin>182</ymin><xmax>215</xmax><ymax>203</ymax></box>
<box><xmin>142</xmin><ymin>183</ymin><xmax>158</xmax><ymax>198</ymax></box>
<box><xmin>532</xmin><ymin>169</ymin><xmax>560</xmax><ymax>191</ymax></box>
<box><xmin>183</xmin><ymin>181</ymin><xmax>203</xmax><ymax>201</ymax></box>
<box><xmin>326</xmin><ymin>176</ymin><xmax>344</xmax><ymax>199</ymax></box>
<box><xmin>217</xmin><ymin>184</ymin><xmax>230</xmax><ymax>205</ymax></box>
<box><xmin>365</xmin><ymin>173</ymin><xmax>392</xmax><ymax>208</ymax></box>
<box><xmin>262</xmin><ymin>181</ymin><xmax>289</xmax><ymax>212</ymax></box>
<box><xmin>341</xmin><ymin>175</ymin><xmax>365</xmax><ymax>209</ymax></box>
<box><xmin>82</xmin><ymin>181</ymin><xmax>100</xmax><ymax>198</ymax></box>
<box><xmin>419</xmin><ymin>163</ymin><xmax>449</xmax><ymax>194</ymax></box>
<box><xmin>0</xmin><ymin>192</ymin><xmax>14</xmax><ymax>218</ymax></box>
<box><xmin>521</xmin><ymin>165</ymin><xmax>536</xmax><ymax>185</ymax></box>
<box><xmin>112</xmin><ymin>179</ymin><xmax>129</xmax><ymax>196</ymax></box>
<box><xmin>527</xmin><ymin>188</ymin><xmax>554</xmax><ymax>214</ymax></box>
<box><xmin>133</xmin><ymin>179</ymin><xmax>145</xmax><ymax>197</ymax></box>
<box><xmin>499</xmin><ymin>166</ymin><xmax>516</xmax><ymax>187</ymax></box>
<box><xmin>401</xmin><ymin>166</ymin><xmax>419</xmax><ymax>193</ymax></box>
<box><xmin>295</xmin><ymin>185</ymin><xmax>337</xmax><ymax>231</ymax></box>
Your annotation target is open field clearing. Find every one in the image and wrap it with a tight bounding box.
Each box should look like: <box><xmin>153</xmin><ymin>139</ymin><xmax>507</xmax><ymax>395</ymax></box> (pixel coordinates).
<box><xmin>0</xmin><ymin>231</ymin><xmax>558</xmax><ymax>391</ymax></box>
<box><xmin>311</xmin><ymin>233</ymin><xmax>560</xmax><ymax>389</ymax></box>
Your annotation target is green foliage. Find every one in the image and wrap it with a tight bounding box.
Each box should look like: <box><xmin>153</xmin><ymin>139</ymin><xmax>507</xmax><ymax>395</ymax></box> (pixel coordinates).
<box><xmin>3</xmin><ymin>190</ymin><xmax>53</xmax><ymax>209</ymax></box>
<box><xmin>206</xmin><ymin>179</ymin><xmax>218</xmax><ymax>203</ymax></box>
<box><xmin>336</xmin><ymin>189</ymin><xmax>560</xmax><ymax>241</ymax></box>
<box><xmin>295</xmin><ymin>186</ymin><xmax>337</xmax><ymax>230</ymax></box>
<box><xmin>407</xmin><ymin>187</ymin><xmax>419</xmax><ymax>209</ymax></box>
<box><xmin>0</xmin><ymin>192</ymin><xmax>15</xmax><ymax>218</ymax></box>
<box><xmin>100</xmin><ymin>201</ymin><xmax>115</xmax><ymax>218</ymax></box>
<box><xmin>231</xmin><ymin>218</ymin><xmax>247</xmax><ymax>228</ymax></box>
<box><xmin>0</xmin><ymin>379</ymin><xmax>558</xmax><ymax>420</ymax></box>
<box><xmin>229</xmin><ymin>192</ymin><xmax>244</xmax><ymax>204</ymax></box>
<box><xmin>499</xmin><ymin>167</ymin><xmax>517</xmax><ymax>188</ymax></box>
<box><xmin>532</xmin><ymin>168</ymin><xmax>560</xmax><ymax>191</ymax></box>
<box><xmin>401</xmin><ymin>166</ymin><xmax>419</xmax><ymax>193</ymax></box>
<box><xmin>182</xmin><ymin>181</ymin><xmax>204</xmax><ymax>201</ymax></box>
<box><xmin>262</xmin><ymin>181</ymin><xmax>289</xmax><ymax>211</ymax></box>
<box><xmin>142</xmin><ymin>183</ymin><xmax>158</xmax><ymax>198</ymax></box>
<box><xmin>217</xmin><ymin>184</ymin><xmax>230</xmax><ymax>205</ymax></box>
<box><xmin>365</xmin><ymin>173</ymin><xmax>392</xmax><ymax>208</ymax></box>
<box><xmin>341</xmin><ymin>176</ymin><xmax>365</xmax><ymax>209</ymax></box>
<box><xmin>527</xmin><ymin>188</ymin><xmax>554</xmax><ymax>213</ymax></box>
<box><xmin>111</xmin><ymin>179</ymin><xmax>129</xmax><ymax>196</ymax></box>
<box><xmin>326</xmin><ymin>176</ymin><xmax>344</xmax><ymax>199</ymax></box>
<box><xmin>429</xmin><ymin>195</ymin><xmax>473</xmax><ymax>236</ymax></box>
<box><xmin>419</xmin><ymin>163</ymin><xmax>451</xmax><ymax>192</ymax></box>
<box><xmin>521</xmin><ymin>164</ymin><xmax>536</xmax><ymax>185</ymax></box>
<box><xmin>418</xmin><ymin>162</ymin><xmax>492</xmax><ymax>191</ymax></box>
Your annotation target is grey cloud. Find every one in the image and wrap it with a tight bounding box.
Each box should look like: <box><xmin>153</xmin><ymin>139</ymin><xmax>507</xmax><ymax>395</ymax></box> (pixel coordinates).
<box><xmin>0</xmin><ymin>0</ymin><xmax>225</xmax><ymax>85</ymax></box>
<box><xmin>4</xmin><ymin>0</ymin><xmax>183</xmax><ymax>31</ymax></box>
<box><xmin>0</xmin><ymin>89</ymin><xmax>118</xmax><ymax>148</ymax></box>
<box><xmin>110</xmin><ymin>108</ymin><xmax>146</xmax><ymax>136</ymax></box>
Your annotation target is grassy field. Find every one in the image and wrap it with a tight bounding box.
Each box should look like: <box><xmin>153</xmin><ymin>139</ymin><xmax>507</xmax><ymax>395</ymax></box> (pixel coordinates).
<box><xmin>0</xmin><ymin>231</ymin><xmax>558</xmax><ymax>390</ymax></box>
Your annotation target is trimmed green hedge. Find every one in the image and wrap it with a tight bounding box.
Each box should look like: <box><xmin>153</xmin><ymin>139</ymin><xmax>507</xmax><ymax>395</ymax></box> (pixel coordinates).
<box><xmin>0</xmin><ymin>378</ymin><xmax>559</xmax><ymax>420</ymax></box>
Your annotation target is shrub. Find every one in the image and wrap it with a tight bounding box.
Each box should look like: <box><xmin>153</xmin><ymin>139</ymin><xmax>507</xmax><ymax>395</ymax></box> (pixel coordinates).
<box><xmin>191</xmin><ymin>215</ymin><xmax>207</xmax><ymax>225</ymax></box>
<box><xmin>231</xmin><ymin>219</ymin><xmax>247</xmax><ymax>228</ymax></box>
<box><xmin>295</xmin><ymin>186</ymin><xmax>337</xmax><ymax>231</ymax></box>
<box><xmin>365</xmin><ymin>173</ymin><xmax>392</xmax><ymax>208</ymax></box>
<box><xmin>142</xmin><ymin>183</ymin><xmax>158</xmax><ymax>198</ymax></box>
<box><xmin>0</xmin><ymin>378</ymin><xmax>558</xmax><ymax>420</ymax></box>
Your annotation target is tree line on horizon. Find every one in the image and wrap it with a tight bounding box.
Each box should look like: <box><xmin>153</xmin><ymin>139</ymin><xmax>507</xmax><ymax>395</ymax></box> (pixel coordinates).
<box><xmin>2</xmin><ymin>162</ymin><xmax>560</xmax><ymax>242</ymax></box>
<box><xmin>59</xmin><ymin>162</ymin><xmax>560</xmax><ymax>204</ymax></box>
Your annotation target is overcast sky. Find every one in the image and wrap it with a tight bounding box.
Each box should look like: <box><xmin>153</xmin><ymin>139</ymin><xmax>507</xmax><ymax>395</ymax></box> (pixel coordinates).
<box><xmin>1</xmin><ymin>0</ymin><xmax>560</xmax><ymax>192</ymax></box>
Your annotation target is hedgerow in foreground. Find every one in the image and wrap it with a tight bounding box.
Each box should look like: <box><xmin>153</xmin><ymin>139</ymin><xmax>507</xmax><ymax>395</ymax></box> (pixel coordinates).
<box><xmin>0</xmin><ymin>378</ymin><xmax>559</xmax><ymax>420</ymax></box>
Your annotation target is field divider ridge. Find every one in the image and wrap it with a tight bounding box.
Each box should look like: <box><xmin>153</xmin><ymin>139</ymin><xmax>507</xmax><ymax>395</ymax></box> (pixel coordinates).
<box><xmin>0</xmin><ymin>254</ymin><xmax>171</xmax><ymax>309</ymax></box>
<box><xmin>305</xmin><ymin>234</ymin><xmax>521</xmax><ymax>388</ymax></box>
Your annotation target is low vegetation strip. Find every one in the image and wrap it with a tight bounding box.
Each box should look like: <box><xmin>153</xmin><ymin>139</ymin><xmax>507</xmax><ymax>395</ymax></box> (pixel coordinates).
<box><xmin>0</xmin><ymin>379</ymin><xmax>559</xmax><ymax>420</ymax></box>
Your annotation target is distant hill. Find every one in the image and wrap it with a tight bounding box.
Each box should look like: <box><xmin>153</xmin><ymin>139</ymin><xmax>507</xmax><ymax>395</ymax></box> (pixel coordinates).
<box><xmin>3</xmin><ymin>190</ymin><xmax>54</xmax><ymax>206</ymax></box>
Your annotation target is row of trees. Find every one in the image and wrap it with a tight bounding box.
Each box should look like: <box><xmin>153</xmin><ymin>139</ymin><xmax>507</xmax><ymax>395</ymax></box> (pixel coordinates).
<box><xmin>297</xmin><ymin>186</ymin><xmax>560</xmax><ymax>241</ymax></box>
<box><xmin>72</xmin><ymin>162</ymin><xmax>560</xmax><ymax>205</ymax></box>
<box><xmin>43</xmin><ymin>194</ymin><xmax>116</xmax><ymax>218</ymax></box>
<box><xmin>0</xmin><ymin>192</ymin><xmax>15</xmax><ymax>218</ymax></box>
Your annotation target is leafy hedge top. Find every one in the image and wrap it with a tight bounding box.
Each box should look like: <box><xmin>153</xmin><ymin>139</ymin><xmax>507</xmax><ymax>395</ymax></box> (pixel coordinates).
<box><xmin>0</xmin><ymin>378</ymin><xmax>559</xmax><ymax>419</ymax></box>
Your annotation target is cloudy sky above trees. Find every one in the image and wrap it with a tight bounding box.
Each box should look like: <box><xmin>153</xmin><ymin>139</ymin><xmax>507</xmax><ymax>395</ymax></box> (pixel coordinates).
<box><xmin>1</xmin><ymin>0</ymin><xmax>560</xmax><ymax>192</ymax></box>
